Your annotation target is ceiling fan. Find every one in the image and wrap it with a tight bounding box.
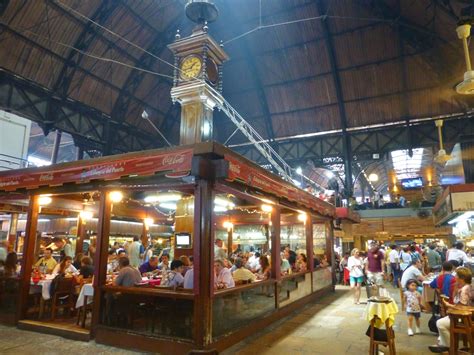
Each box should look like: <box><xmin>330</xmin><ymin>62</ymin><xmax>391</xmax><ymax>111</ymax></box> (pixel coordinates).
<box><xmin>434</xmin><ymin>119</ymin><xmax>451</xmax><ymax>164</ymax></box>
<box><xmin>455</xmin><ymin>23</ymin><xmax>474</xmax><ymax>94</ymax></box>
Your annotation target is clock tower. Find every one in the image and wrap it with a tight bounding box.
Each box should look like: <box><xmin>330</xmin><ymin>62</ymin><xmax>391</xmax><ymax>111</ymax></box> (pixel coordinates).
<box><xmin>168</xmin><ymin>3</ymin><xmax>229</xmax><ymax>145</ymax></box>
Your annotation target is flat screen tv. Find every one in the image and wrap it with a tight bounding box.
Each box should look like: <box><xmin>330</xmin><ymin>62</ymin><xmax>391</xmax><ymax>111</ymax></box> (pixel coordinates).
<box><xmin>175</xmin><ymin>232</ymin><xmax>191</xmax><ymax>248</ymax></box>
<box><xmin>400</xmin><ymin>177</ymin><xmax>423</xmax><ymax>190</ymax></box>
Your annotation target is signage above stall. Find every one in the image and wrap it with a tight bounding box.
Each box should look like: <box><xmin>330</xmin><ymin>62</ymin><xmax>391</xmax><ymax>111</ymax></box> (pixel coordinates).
<box><xmin>0</xmin><ymin>148</ymin><xmax>194</xmax><ymax>192</ymax></box>
<box><xmin>336</xmin><ymin>207</ymin><xmax>360</xmax><ymax>223</ymax></box>
<box><xmin>224</xmin><ymin>154</ymin><xmax>335</xmax><ymax>218</ymax></box>
<box><xmin>433</xmin><ymin>183</ymin><xmax>474</xmax><ymax>226</ymax></box>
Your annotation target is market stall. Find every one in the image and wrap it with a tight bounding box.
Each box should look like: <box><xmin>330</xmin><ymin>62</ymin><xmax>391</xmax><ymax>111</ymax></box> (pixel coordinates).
<box><xmin>0</xmin><ymin>142</ymin><xmax>335</xmax><ymax>352</ymax></box>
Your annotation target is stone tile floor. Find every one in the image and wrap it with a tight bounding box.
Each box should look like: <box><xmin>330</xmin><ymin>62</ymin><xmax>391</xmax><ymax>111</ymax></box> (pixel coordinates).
<box><xmin>222</xmin><ymin>285</ymin><xmax>437</xmax><ymax>355</ymax></box>
<box><xmin>0</xmin><ymin>284</ymin><xmax>438</xmax><ymax>354</ymax></box>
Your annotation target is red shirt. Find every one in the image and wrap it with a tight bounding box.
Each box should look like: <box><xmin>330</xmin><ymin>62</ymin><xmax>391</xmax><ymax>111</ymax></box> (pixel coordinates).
<box><xmin>367</xmin><ymin>250</ymin><xmax>384</xmax><ymax>273</ymax></box>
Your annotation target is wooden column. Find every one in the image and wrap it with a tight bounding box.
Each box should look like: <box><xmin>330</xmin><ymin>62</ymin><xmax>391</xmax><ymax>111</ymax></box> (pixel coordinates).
<box><xmin>227</xmin><ymin>228</ymin><xmax>233</xmax><ymax>258</ymax></box>
<box><xmin>18</xmin><ymin>195</ymin><xmax>40</xmax><ymax>319</ymax></box>
<box><xmin>264</xmin><ymin>224</ymin><xmax>270</xmax><ymax>253</ymax></box>
<box><xmin>270</xmin><ymin>207</ymin><xmax>281</xmax><ymax>281</ymax></box>
<box><xmin>141</xmin><ymin>222</ymin><xmax>148</xmax><ymax>248</ymax></box>
<box><xmin>7</xmin><ymin>212</ymin><xmax>19</xmax><ymax>252</ymax></box>
<box><xmin>193</xmin><ymin>179</ymin><xmax>214</xmax><ymax>348</ymax></box>
<box><xmin>75</xmin><ymin>215</ymin><xmax>86</xmax><ymax>255</ymax></box>
<box><xmin>306</xmin><ymin>215</ymin><xmax>314</xmax><ymax>271</ymax></box>
<box><xmin>90</xmin><ymin>191</ymin><xmax>112</xmax><ymax>336</ymax></box>
<box><xmin>327</xmin><ymin>221</ymin><xmax>336</xmax><ymax>286</ymax></box>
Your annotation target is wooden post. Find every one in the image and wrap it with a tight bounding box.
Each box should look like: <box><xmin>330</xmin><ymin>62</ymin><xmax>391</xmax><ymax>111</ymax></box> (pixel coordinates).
<box><xmin>193</xmin><ymin>179</ymin><xmax>214</xmax><ymax>348</ymax></box>
<box><xmin>227</xmin><ymin>228</ymin><xmax>233</xmax><ymax>258</ymax></box>
<box><xmin>75</xmin><ymin>215</ymin><xmax>86</xmax><ymax>255</ymax></box>
<box><xmin>141</xmin><ymin>222</ymin><xmax>148</xmax><ymax>248</ymax></box>
<box><xmin>7</xmin><ymin>212</ymin><xmax>19</xmax><ymax>252</ymax></box>
<box><xmin>327</xmin><ymin>221</ymin><xmax>336</xmax><ymax>286</ymax></box>
<box><xmin>18</xmin><ymin>195</ymin><xmax>40</xmax><ymax>319</ymax></box>
<box><xmin>270</xmin><ymin>207</ymin><xmax>281</xmax><ymax>281</ymax></box>
<box><xmin>90</xmin><ymin>191</ymin><xmax>112</xmax><ymax>336</ymax></box>
<box><xmin>264</xmin><ymin>224</ymin><xmax>270</xmax><ymax>253</ymax></box>
<box><xmin>306</xmin><ymin>214</ymin><xmax>314</xmax><ymax>271</ymax></box>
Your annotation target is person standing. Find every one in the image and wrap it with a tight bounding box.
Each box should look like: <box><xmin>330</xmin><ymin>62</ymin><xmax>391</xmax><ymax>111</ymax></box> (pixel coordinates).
<box><xmin>404</xmin><ymin>279</ymin><xmax>422</xmax><ymax>336</ymax></box>
<box><xmin>388</xmin><ymin>245</ymin><xmax>401</xmax><ymax>287</ymax></box>
<box><xmin>426</xmin><ymin>244</ymin><xmax>442</xmax><ymax>272</ymax></box>
<box><xmin>365</xmin><ymin>242</ymin><xmax>385</xmax><ymax>288</ymax></box>
<box><xmin>128</xmin><ymin>236</ymin><xmax>144</xmax><ymax>268</ymax></box>
<box><xmin>348</xmin><ymin>248</ymin><xmax>364</xmax><ymax>304</ymax></box>
<box><xmin>446</xmin><ymin>241</ymin><xmax>469</xmax><ymax>266</ymax></box>
<box><xmin>399</xmin><ymin>246</ymin><xmax>412</xmax><ymax>272</ymax></box>
<box><xmin>214</xmin><ymin>238</ymin><xmax>227</xmax><ymax>260</ymax></box>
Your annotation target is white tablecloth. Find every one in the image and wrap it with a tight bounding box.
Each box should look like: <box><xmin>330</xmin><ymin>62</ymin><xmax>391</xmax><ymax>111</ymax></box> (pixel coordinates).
<box><xmin>76</xmin><ymin>283</ymin><xmax>94</xmax><ymax>309</ymax></box>
<box><xmin>30</xmin><ymin>275</ymin><xmax>55</xmax><ymax>300</ymax></box>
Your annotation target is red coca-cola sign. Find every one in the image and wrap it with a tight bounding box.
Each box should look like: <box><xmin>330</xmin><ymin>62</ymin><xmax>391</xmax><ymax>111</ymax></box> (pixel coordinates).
<box><xmin>225</xmin><ymin>154</ymin><xmax>335</xmax><ymax>217</ymax></box>
<box><xmin>0</xmin><ymin>148</ymin><xmax>194</xmax><ymax>192</ymax></box>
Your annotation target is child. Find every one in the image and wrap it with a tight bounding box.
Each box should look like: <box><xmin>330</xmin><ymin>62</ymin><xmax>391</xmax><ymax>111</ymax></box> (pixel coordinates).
<box><xmin>404</xmin><ymin>279</ymin><xmax>422</xmax><ymax>336</ymax></box>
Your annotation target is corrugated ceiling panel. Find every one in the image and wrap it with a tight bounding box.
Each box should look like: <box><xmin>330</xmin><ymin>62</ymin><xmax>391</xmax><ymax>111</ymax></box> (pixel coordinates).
<box><xmin>333</xmin><ymin>25</ymin><xmax>398</xmax><ymax>69</ymax></box>
<box><xmin>265</xmin><ymin>75</ymin><xmax>337</xmax><ymax>114</ymax></box>
<box><xmin>340</xmin><ymin>60</ymin><xmax>403</xmax><ymax>101</ymax></box>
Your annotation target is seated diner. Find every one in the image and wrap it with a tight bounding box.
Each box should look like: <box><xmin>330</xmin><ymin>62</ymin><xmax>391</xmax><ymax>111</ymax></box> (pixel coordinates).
<box><xmin>139</xmin><ymin>255</ymin><xmax>159</xmax><ymax>275</ymax></box>
<box><xmin>161</xmin><ymin>260</ymin><xmax>185</xmax><ymax>288</ymax></box>
<box><xmin>215</xmin><ymin>259</ymin><xmax>235</xmax><ymax>289</ymax></box>
<box><xmin>113</xmin><ymin>257</ymin><xmax>141</xmax><ymax>287</ymax></box>
<box><xmin>33</xmin><ymin>248</ymin><xmax>57</xmax><ymax>274</ymax></box>
<box><xmin>232</xmin><ymin>257</ymin><xmax>256</xmax><ymax>283</ymax></box>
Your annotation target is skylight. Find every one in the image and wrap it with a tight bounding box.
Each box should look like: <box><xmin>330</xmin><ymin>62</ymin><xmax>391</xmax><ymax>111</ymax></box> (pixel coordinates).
<box><xmin>390</xmin><ymin>148</ymin><xmax>424</xmax><ymax>179</ymax></box>
<box><xmin>27</xmin><ymin>155</ymin><xmax>51</xmax><ymax>167</ymax></box>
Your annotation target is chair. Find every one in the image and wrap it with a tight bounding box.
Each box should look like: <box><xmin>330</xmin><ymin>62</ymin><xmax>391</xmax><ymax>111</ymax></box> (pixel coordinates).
<box><xmin>368</xmin><ymin>316</ymin><xmax>396</xmax><ymax>355</ymax></box>
<box><xmin>437</xmin><ymin>291</ymin><xmax>448</xmax><ymax>317</ymax></box>
<box><xmin>448</xmin><ymin>309</ymin><xmax>474</xmax><ymax>355</ymax></box>
<box><xmin>398</xmin><ymin>279</ymin><xmax>405</xmax><ymax>311</ymax></box>
<box><xmin>50</xmin><ymin>277</ymin><xmax>75</xmax><ymax>320</ymax></box>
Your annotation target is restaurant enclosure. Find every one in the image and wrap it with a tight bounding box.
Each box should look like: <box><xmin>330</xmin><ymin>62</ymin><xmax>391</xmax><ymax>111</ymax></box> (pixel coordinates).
<box><xmin>0</xmin><ymin>142</ymin><xmax>335</xmax><ymax>353</ymax></box>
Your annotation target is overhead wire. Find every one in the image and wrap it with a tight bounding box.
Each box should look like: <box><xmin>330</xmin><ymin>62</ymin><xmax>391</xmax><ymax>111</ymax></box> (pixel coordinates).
<box><xmin>0</xmin><ymin>21</ymin><xmax>175</xmax><ymax>80</ymax></box>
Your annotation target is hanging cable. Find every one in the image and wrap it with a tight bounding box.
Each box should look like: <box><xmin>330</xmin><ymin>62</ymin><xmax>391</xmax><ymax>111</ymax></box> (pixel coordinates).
<box><xmin>0</xmin><ymin>22</ymin><xmax>175</xmax><ymax>79</ymax></box>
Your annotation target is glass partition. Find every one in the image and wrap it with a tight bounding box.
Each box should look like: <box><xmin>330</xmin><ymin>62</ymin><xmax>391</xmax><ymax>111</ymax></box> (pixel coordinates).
<box><xmin>313</xmin><ymin>222</ymin><xmax>329</xmax><ymax>268</ymax></box>
<box><xmin>212</xmin><ymin>281</ymin><xmax>276</xmax><ymax>339</ymax></box>
<box><xmin>0</xmin><ymin>210</ymin><xmax>21</xmax><ymax>324</ymax></box>
<box><xmin>278</xmin><ymin>272</ymin><xmax>312</xmax><ymax>308</ymax></box>
<box><xmin>213</xmin><ymin>190</ymin><xmax>273</xmax><ymax>291</ymax></box>
<box><xmin>22</xmin><ymin>191</ymin><xmax>100</xmax><ymax>327</ymax></box>
<box><xmin>280</xmin><ymin>208</ymin><xmax>307</xmax><ymax>274</ymax></box>
<box><xmin>100</xmin><ymin>286</ymin><xmax>194</xmax><ymax>340</ymax></box>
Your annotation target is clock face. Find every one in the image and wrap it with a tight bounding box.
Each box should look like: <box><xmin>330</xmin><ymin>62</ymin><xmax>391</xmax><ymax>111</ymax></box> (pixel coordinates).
<box><xmin>180</xmin><ymin>55</ymin><xmax>202</xmax><ymax>80</ymax></box>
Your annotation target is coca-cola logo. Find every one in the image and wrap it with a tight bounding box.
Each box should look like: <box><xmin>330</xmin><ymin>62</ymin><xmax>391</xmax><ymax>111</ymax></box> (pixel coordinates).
<box><xmin>162</xmin><ymin>153</ymin><xmax>186</xmax><ymax>166</ymax></box>
<box><xmin>39</xmin><ymin>173</ymin><xmax>53</xmax><ymax>181</ymax></box>
<box><xmin>229</xmin><ymin>162</ymin><xmax>241</xmax><ymax>175</ymax></box>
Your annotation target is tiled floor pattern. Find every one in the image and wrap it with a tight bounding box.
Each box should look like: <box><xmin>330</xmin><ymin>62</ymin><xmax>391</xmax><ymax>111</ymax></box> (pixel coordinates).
<box><xmin>222</xmin><ymin>285</ymin><xmax>437</xmax><ymax>355</ymax></box>
<box><xmin>0</xmin><ymin>285</ymin><xmax>438</xmax><ymax>354</ymax></box>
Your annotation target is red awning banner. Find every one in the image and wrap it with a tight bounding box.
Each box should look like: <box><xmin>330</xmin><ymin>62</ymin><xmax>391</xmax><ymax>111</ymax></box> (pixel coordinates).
<box><xmin>0</xmin><ymin>148</ymin><xmax>194</xmax><ymax>192</ymax></box>
<box><xmin>225</xmin><ymin>154</ymin><xmax>335</xmax><ymax>218</ymax></box>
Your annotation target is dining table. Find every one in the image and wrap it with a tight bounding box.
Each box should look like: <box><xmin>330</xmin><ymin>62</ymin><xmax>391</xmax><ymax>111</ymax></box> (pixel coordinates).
<box><xmin>421</xmin><ymin>274</ymin><xmax>438</xmax><ymax>312</ymax></box>
<box><xmin>364</xmin><ymin>298</ymin><xmax>399</xmax><ymax>328</ymax></box>
<box><xmin>30</xmin><ymin>274</ymin><xmax>55</xmax><ymax>318</ymax></box>
<box><xmin>76</xmin><ymin>283</ymin><xmax>94</xmax><ymax>328</ymax></box>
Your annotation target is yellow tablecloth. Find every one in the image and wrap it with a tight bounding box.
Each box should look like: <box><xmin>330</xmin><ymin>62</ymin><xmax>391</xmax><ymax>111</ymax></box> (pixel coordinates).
<box><xmin>365</xmin><ymin>299</ymin><xmax>399</xmax><ymax>328</ymax></box>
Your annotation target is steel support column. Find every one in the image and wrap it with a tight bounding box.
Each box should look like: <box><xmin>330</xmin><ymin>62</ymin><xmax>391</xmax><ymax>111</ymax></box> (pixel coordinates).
<box><xmin>50</xmin><ymin>130</ymin><xmax>62</xmax><ymax>164</ymax></box>
<box><xmin>316</xmin><ymin>1</ymin><xmax>353</xmax><ymax>197</ymax></box>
